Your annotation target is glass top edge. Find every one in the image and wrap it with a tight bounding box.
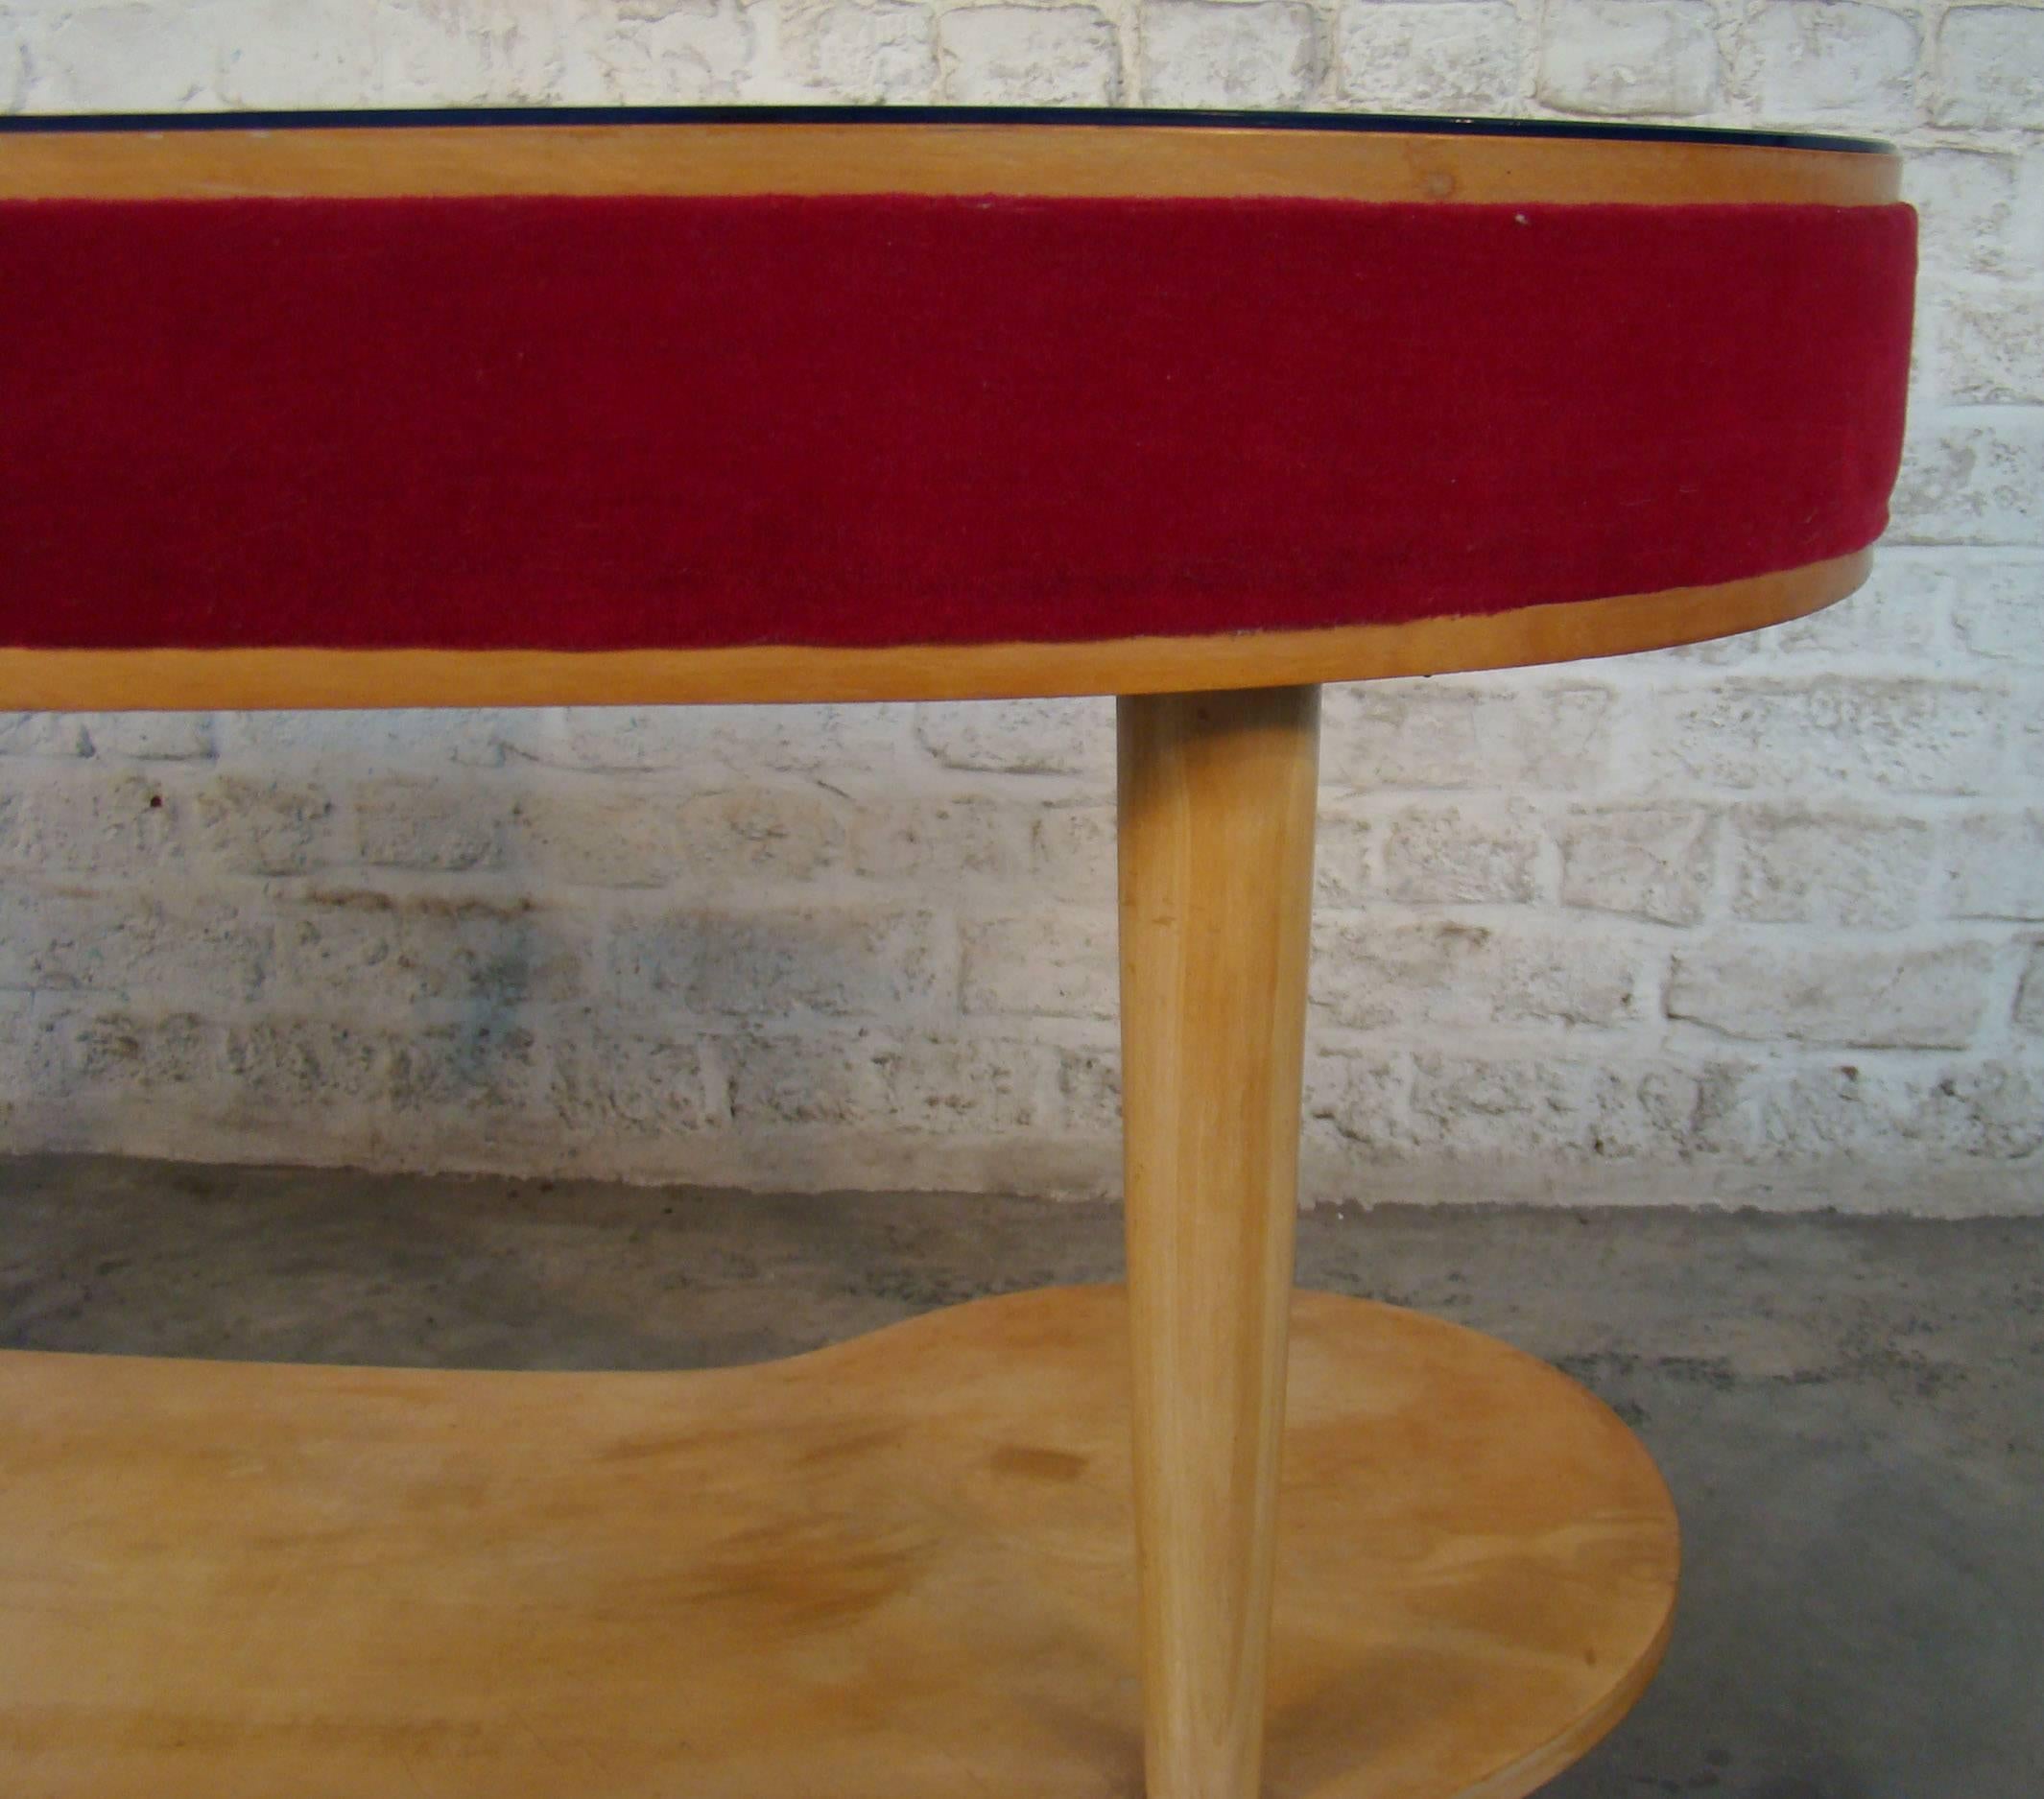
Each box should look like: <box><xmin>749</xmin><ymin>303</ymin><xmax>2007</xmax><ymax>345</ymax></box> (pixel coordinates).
<box><xmin>0</xmin><ymin>104</ymin><xmax>1894</xmax><ymax>155</ymax></box>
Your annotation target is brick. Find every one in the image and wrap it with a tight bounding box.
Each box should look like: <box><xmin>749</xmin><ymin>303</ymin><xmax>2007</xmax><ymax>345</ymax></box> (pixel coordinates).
<box><xmin>1325</xmin><ymin>679</ymin><xmax>1614</xmax><ymax>791</ymax></box>
<box><xmin>1408</xmin><ymin>1053</ymin><xmax>1714</xmax><ymax>1160</ymax></box>
<box><xmin>506</xmin><ymin>709</ymin><xmax>701</xmax><ymax>773</ymax></box>
<box><xmin>1942</xmin><ymin>286</ymin><xmax>2044</xmax><ymax>406</ymax></box>
<box><xmin>1936</xmin><ymin>5</ymin><xmax>2044</xmax><ymax>129</ymax></box>
<box><xmin>1907</xmin><ymin>151</ymin><xmax>2021</xmax><ymax>281</ymax></box>
<box><xmin>1027</xmin><ymin>805</ymin><xmax>1116</xmax><ymax>905</ymax></box>
<box><xmin>505</xmin><ymin>787</ymin><xmax>690</xmax><ymax>888</ymax></box>
<box><xmin>1727</xmin><ymin>806</ymin><xmax>1933</xmax><ymax>929</ymax></box>
<box><xmin>1053</xmin><ymin>1040</ymin><xmax>1123</xmax><ymax>1135</ymax></box>
<box><xmin>520</xmin><ymin>706</ymin><xmax>899</xmax><ymax>780</ymax></box>
<box><xmin>1720</xmin><ymin>1056</ymin><xmax>2044</xmax><ymax>1162</ymax></box>
<box><xmin>1303</xmin><ymin>1050</ymin><xmax>1408</xmax><ymax>1157</ymax></box>
<box><xmin>674</xmin><ymin>789</ymin><xmax>844</xmax><ymax>886</ymax></box>
<box><xmin>79</xmin><ymin>714</ymin><xmax>217</xmax><ymax>761</ymax></box>
<box><xmin>1657</xmin><ymin>625</ymin><xmax>1761</xmax><ymax>669</ymax></box>
<box><xmin>1314</xmin><ymin>805</ymin><xmax>1375</xmax><ymax>907</ymax></box>
<box><xmin>961</xmin><ymin>911</ymin><xmax>1116</xmax><ymax>1019</ymax></box>
<box><xmin>671</xmin><ymin>703</ymin><xmax>912</xmax><ymax>779</ymax></box>
<box><xmin>1890</xmin><ymin>413</ymin><xmax>2044</xmax><ymax>547</ymax></box>
<box><xmin>1141</xmin><ymin>0</ymin><xmax>1322</xmax><ymax>108</ymax></box>
<box><xmin>728</xmin><ymin>1027</ymin><xmax>1064</xmax><ymax>1137</ymax></box>
<box><xmin>853</xmin><ymin>797</ymin><xmax>1031</xmax><ymax>884</ymax></box>
<box><xmin>612</xmin><ymin>906</ymin><xmax>945</xmax><ymax>1017</ymax></box>
<box><xmin>915</xmin><ymin>698</ymin><xmax>1113</xmax><ymax>777</ymax></box>
<box><xmin>724</xmin><ymin>1030</ymin><xmax>891</xmax><ymax>1127</ymax></box>
<box><xmin>221</xmin><ymin>1016</ymin><xmax>392</xmax><ymax>1109</ymax></box>
<box><xmin>567</xmin><ymin>5</ymin><xmax>755</xmax><ymax>107</ymax></box>
<box><xmin>1945</xmin><ymin>812</ymin><xmax>2044</xmax><ymax>921</ymax></box>
<box><xmin>385</xmin><ymin>1022</ymin><xmax>542</xmax><ymax>1114</ymax></box>
<box><xmin>1336</xmin><ymin>1</ymin><xmax>1522</xmax><ymax>112</ymax></box>
<box><xmin>36</xmin><ymin>3</ymin><xmax>222</xmax><ymax>108</ymax></box>
<box><xmin>1715</xmin><ymin>1059</ymin><xmax>1912</xmax><ymax>1162</ymax></box>
<box><xmin>0</xmin><ymin>998</ymin><xmax>60</xmax><ymax>1107</ymax></box>
<box><xmin>1900</xmin><ymin>1061</ymin><xmax>2044</xmax><ymax>1160</ymax></box>
<box><xmin>356</xmin><ymin>776</ymin><xmax>509</xmax><ymax>872</ymax></box>
<box><xmin>215</xmin><ymin>0</ymin><xmax>378</xmax><ymax>107</ymax></box>
<box><xmin>1759</xmin><ymin>553</ymin><xmax>1940</xmax><ymax>659</ymax></box>
<box><xmin>0</xmin><ymin>888</ymin><xmax>272</xmax><ymax>1004</ymax></box>
<box><xmin>273</xmin><ymin>891</ymin><xmax>584</xmax><ymax>1008</ymax></box>
<box><xmin>2016</xmin><ymin>945</ymin><xmax>2044</xmax><ymax>1035</ymax></box>
<box><xmin>383</xmin><ymin>0</ymin><xmax>563</xmax><ymax>105</ymax></box>
<box><xmin>939</xmin><ymin>4</ymin><xmax>1120</xmax><ymax>104</ymax></box>
<box><xmin>1382</xmin><ymin>802</ymin><xmax>1540</xmax><ymax>905</ymax></box>
<box><xmin>874</xmin><ymin>1034</ymin><xmax>1058</xmax><ymax>1133</ymax></box>
<box><xmin>65</xmin><ymin>1010</ymin><xmax>222</xmax><ymax>1096</ymax></box>
<box><xmin>783</xmin><ymin>0</ymin><xmax>939</xmax><ymax>100</ymax></box>
<box><xmin>1558</xmin><ymin>805</ymin><xmax>1717</xmax><ymax>925</ymax></box>
<box><xmin>1950</xmin><ymin>556</ymin><xmax>2044</xmax><ymax>667</ymax></box>
<box><xmin>0</xmin><ymin>715</ymin><xmax>90</xmax><ymax>759</ymax></box>
<box><xmin>1667</xmin><ymin>941</ymin><xmax>1995</xmax><ymax>1050</ymax></box>
<box><xmin>1742</xmin><ymin>1</ymin><xmax>1920</xmax><ymax>126</ymax></box>
<box><xmin>1313</xmin><ymin>919</ymin><xmax>1642</xmax><ymax>1030</ymax></box>
<box><xmin>1</xmin><ymin>17</ymin><xmax>24</xmax><ymax>111</ymax></box>
<box><xmin>2021</xmin><ymin>147</ymin><xmax>2044</xmax><ymax>267</ymax></box>
<box><xmin>221</xmin><ymin>709</ymin><xmax>511</xmax><ymax>768</ymax></box>
<box><xmin>192</xmin><ymin>775</ymin><xmax>338</xmax><ymax>876</ymax></box>
<box><xmin>1536</xmin><ymin>0</ymin><xmax>1719</xmax><ymax>116</ymax></box>
<box><xmin>550</xmin><ymin>1027</ymin><xmax>712</xmax><ymax>1134</ymax></box>
<box><xmin>0</xmin><ymin>770</ymin><xmax>179</xmax><ymax>878</ymax></box>
<box><xmin>1650</xmin><ymin>678</ymin><xmax>2005</xmax><ymax>795</ymax></box>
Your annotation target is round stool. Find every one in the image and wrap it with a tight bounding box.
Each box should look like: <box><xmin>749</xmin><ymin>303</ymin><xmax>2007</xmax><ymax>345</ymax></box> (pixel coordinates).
<box><xmin>0</xmin><ymin>106</ymin><xmax>1914</xmax><ymax>1799</ymax></box>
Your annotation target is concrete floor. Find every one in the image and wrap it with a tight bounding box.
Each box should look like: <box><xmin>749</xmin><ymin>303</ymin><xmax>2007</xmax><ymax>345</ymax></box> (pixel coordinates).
<box><xmin>2</xmin><ymin>1153</ymin><xmax>2039</xmax><ymax>1799</ymax></box>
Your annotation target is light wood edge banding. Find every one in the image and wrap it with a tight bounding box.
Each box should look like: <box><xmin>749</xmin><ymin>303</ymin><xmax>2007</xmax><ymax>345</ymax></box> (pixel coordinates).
<box><xmin>1464</xmin><ymin>1584</ymin><xmax>1679</xmax><ymax>1799</ymax></box>
<box><xmin>0</xmin><ymin>123</ymin><xmax>1900</xmax><ymax>204</ymax></box>
<box><xmin>0</xmin><ymin>552</ymin><xmax>1871</xmax><ymax>712</ymax></box>
<box><xmin>1450</xmin><ymin>1376</ymin><xmax>1681</xmax><ymax>1799</ymax></box>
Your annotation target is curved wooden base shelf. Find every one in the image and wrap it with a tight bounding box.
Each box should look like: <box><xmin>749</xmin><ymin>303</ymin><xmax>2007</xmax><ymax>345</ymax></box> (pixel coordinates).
<box><xmin>0</xmin><ymin>1286</ymin><xmax>1678</xmax><ymax>1799</ymax></box>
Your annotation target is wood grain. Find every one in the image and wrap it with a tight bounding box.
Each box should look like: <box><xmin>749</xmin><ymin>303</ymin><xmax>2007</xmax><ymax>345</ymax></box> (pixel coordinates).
<box><xmin>0</xmin><ymin>119</ymin><xmax>1898</xmax><ymax>204</ymax></box>
<box><xmin>0</xmin><ymin>1284</ymin><xmax>1678</xmax><ymax>1799</ymax></box>
<box><xmin>1120</xmin><ymin>682</ymin><xmax>1324</xmax><ymax>1790</ymax></box>
<box><xmin>1120</xmin><ymin>686</ymin><xmax>1324</xmax><ymax>1799</ymax></box>
<box><xmin>1119</xmin><ymin>688</ymin><xmax>1321</xmax><ymax>1799</ymax></box>
<box><xmin>0</xmin><ymin>551</ymin><xmax>1869</xmax><ymax>711</ymax></box>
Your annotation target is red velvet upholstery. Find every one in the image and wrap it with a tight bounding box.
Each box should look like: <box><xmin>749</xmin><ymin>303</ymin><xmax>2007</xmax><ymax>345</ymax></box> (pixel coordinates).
<box><xmin>0</xmin><ymin>195</ymin><xmax>1914</xmax><ymax>651</ymax></box>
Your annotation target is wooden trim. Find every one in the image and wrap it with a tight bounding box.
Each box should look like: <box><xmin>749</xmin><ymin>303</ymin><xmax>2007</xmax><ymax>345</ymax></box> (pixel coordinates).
<box><xmin>0</xmin><ymin>121</ymin><xmax>1901</xmax><ymax>204</ymax></box>
<box><xmin>0</xmin><ymin>552</ymin><xmax>1870</xmax><ymax>711</ymax></box>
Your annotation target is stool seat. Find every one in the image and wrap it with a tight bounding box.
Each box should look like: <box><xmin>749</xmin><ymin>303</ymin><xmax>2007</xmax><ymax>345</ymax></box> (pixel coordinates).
<box><xmin>0</xmin><ymin>107</ymin><xmax>1913</xmax><ymax>708</ymax></box>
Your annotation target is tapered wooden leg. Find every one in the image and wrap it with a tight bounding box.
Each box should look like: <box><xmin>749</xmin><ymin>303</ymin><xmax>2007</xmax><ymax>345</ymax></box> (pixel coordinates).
<box><xmin>1117</xmin><ymin>685</ymin><xmax>1321</xmax><ymax>1799</ymax></box>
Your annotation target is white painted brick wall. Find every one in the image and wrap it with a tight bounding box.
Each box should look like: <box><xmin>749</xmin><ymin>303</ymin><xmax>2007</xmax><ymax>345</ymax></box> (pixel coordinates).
<box><xmin>1537</xmin><ymin>0</ymin><xmax>1723</xmax><ymax>116</ymax></box>
<box><xmin>1</xmin><ymin>0</ymin><xmax>2039</xmax><ymax>1214</ymax></box>
<box><xmin>940</xmin><ymin>4</ymin><xmax>1123</xmax><ymax>102</ymax></box>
